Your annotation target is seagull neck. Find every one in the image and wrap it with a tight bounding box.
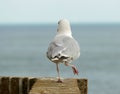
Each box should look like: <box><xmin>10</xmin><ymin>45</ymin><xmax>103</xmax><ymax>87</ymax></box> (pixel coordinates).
<box><xmin>56</xmin><ymin>31</ymin><xmax>72</xmax><ymax>37</ymax></box>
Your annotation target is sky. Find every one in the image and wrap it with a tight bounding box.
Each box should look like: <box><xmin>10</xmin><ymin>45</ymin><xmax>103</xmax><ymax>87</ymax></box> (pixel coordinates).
<box><xmin>0</xmin><ymin>0</ymin><xmax>120</xmax><ymax>24</ymax></box>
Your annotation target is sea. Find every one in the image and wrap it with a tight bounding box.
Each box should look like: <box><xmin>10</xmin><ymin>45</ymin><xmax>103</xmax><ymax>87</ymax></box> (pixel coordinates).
<box><xmin>0</xmin><ymin>24</ymin><xmax>120</xmax><ymax>94</ymax></box>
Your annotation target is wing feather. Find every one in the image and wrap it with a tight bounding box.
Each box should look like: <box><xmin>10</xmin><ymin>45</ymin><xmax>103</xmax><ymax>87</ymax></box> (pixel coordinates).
<box><xmin>47</xmin><ymin>35</ymin><xmax>80</xmax><ymax>61</ymax></box>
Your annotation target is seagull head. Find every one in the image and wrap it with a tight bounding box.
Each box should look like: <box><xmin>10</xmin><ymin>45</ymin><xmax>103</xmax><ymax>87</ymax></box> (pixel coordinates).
<box><xmin>57</xmin><ymin>19</ymin><xmax>72</xmax><ymax>36</ymax></box>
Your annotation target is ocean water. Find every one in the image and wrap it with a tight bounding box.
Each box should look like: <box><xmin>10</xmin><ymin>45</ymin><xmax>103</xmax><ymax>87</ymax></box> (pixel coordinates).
<box><xmin>0</xmin><ymin>24</ymin><xmax>120</xmax><ymax>94</ymax></box>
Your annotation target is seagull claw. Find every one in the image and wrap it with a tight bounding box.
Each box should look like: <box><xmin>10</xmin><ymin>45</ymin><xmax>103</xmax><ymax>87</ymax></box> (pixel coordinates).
<box><xmin>57</xmin><ymin>78</ymin><xmax>63</xmax><ymax>83</ymax></box>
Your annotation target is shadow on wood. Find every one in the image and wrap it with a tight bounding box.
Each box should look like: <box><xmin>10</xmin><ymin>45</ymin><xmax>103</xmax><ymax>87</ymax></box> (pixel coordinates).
<box><xmin>0</xmin><ymin>76</ymin><xmax>37</xmax><ymax>94</ymax></box>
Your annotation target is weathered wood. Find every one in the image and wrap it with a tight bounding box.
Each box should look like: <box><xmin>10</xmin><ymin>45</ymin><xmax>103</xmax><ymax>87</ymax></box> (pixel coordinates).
<box><xmin>0</xmin><ymin>77</ymin><xmax>10</xmax><ymax>94</ymax></box>
<box><xmin>77</xmin><ymin>79</ymin><xmax>88</xmax><ymax>94</ymax></box>
<box><xmin>22</xmin><ymin>77</ymin><xmax>29</xmax><ymax>94</ymax></box>
<box><xmin>29</xmin><ymin>78</ymin><xmax>87</xmax><ymax>94</ymax></box>
<box><xmin>11</xmin><ymin>77</ymin><xmax>20</xmax><ymax>94</ymax></box>
<box><xmin>0</xmin><ymin>77</ymin><xmax>1</xmax><ymax>94</ymax></box>
<box><xmin>0</xmin><ymin>77</ymin><xmax>88</xmax><ymax>94</ymax></box>
<box><xmin>29</xmin><ymin>78</ymin><xmax>37</xmax><ymax>91</ymax></box>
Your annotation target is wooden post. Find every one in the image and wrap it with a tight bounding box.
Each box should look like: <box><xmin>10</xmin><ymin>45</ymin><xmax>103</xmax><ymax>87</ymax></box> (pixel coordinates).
<box><xmin>0</xmin><ymin>77</ymin><xmax>88</xmax><ymax>94</ymax></box>
<box><xmin>0</xmin><ymin>77</ymin><xmax>10</xmax><ymax>94</ymax></box>
<box><xmin>29</xmin><ymin>78</ymin><xmax>37</xmax><ymax>91</ymax></box>
<box><xmin>29</xmin><ymin>78</ymin><xmax>88</xmax><ymax>94</ymax></box>
<box><xmin>0</xmin><ymin>76</ymin><xmax>37</xmax><ymax>94</ymax></box>
<box><xmin>10</xmin><ymin>77</ymin><xmax>20</xmax><ymax>94</ymax></box>
<box><xmin>22</xmin><ymin>77</ymin><xmax>29</xmax><ymax>94</ymax></box>
<box><xmin>77</xmin><ymin>79</ymin><xmax>88</xmax><ymax>94</ymax></box>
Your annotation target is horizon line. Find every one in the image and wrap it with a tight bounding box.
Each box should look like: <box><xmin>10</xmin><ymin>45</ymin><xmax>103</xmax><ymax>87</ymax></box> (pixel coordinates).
<box><xmin>0</xmin><ymin>22</ymin><xmax>120</xmax><ymax>26</ymax></box>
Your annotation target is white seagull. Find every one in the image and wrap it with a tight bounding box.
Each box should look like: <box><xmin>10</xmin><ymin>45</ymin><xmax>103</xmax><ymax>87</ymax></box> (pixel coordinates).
<box><xmin>46</xmin><ymin>19</ymin><xmax>80</xmax><ymax>82</ymax></box>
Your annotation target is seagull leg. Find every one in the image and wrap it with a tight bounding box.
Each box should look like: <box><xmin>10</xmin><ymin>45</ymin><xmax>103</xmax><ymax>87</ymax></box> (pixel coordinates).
<box><xmin>65</xmin><ymin>62</ymin><xmax>79</xmax><ymax>75</ymax></box>
<box><xmin>56</xmin><ymin>63</ymin><xmax>62</xmax><ymax>83</ymax></box>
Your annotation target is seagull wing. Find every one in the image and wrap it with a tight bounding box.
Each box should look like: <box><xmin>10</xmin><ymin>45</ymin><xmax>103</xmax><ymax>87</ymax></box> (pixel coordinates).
<box><xmin>47</xmin><ymin>35</ymin><xmax>80</xmax><ymax>61</ymax></box>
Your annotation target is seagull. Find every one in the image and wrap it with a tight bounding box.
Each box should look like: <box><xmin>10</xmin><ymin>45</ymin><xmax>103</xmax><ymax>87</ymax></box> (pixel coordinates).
<box><xmin>46</xmin><ymin>19</ymin><xmax>80</xmax><ymax>82</ymax></box>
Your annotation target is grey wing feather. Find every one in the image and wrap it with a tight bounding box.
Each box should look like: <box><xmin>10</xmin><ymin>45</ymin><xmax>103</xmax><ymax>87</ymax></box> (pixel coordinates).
<box><xmin>62</xmin><ymin>36</ymin><xmax>80</xmax><ymax>60</ymax></box>
<box><xmin>47</xmin><ymin>41</ymin><xmax>64</xmax><ymax>59</ymax></box>
<box><xmin>47</xmin><ymin>36</ymin><xmax>80</xmax><ymax>60</ymax></box>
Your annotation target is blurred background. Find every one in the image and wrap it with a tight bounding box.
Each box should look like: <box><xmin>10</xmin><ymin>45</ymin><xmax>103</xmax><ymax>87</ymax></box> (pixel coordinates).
<box><xmin>0</xmin><ymin>0</ymin><xmax>120</xmax><ymax>94</ymax></box>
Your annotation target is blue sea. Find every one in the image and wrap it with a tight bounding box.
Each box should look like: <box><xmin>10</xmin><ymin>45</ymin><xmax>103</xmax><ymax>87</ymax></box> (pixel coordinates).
<box><xmin>0</xmin><ymin>24</ymin><xmax>120</xmax><ymax>94</ymax></box>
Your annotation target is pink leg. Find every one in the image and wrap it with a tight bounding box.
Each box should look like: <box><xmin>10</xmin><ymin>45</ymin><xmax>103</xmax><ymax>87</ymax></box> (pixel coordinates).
<box><xmin>71</xmin><ymin>65</ymin><xmax>79</xmax><ymax>75</ymax></box>
<box><xmin>65</xmin><ymin>62</ymin><xmax>79</xmax><ymax>75</ymax></box>
<box><xmin>56</xmin><ymin>64</ymin><xmax>62</xmax><ymax>83</ymax></box>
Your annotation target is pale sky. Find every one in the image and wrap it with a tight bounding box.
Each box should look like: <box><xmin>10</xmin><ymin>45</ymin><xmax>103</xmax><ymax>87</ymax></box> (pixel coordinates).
<box><xmin>0</xmin><ymin>0</ymin><xmax>120</xmax><ymax>24</ymax></box>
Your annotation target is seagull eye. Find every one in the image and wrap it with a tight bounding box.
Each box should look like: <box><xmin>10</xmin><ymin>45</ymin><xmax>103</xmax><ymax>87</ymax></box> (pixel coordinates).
<box><xmin>58</xmin><ymin>21</ymin><xmax>60</xmax><ymax>24</ymax></box>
